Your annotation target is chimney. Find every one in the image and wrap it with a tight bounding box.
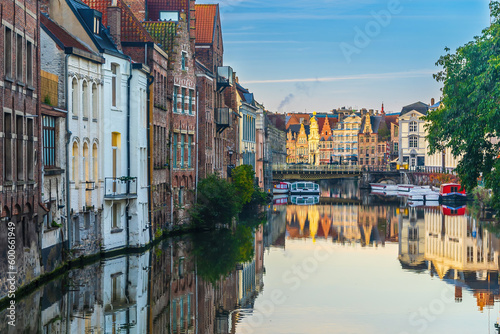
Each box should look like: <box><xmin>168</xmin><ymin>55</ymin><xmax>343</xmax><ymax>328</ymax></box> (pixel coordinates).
<box><xmin>107</xmin><ymin>5</ymin><xmax>122</xmax><ymax>51</ymax></box>
<box><xmin>369</xmin><ymin>109</ymin><xmax>374</xmax><ymax>115</ymax></box>
<box><xmin>40</xmin><ymin>0</ymin><xmax>50</xmax><ymax>14</ymax></box>
<box><xmin>431</xmin><ymin>98</ymin><xmax>435</xmax><ymax>106</ymax></box>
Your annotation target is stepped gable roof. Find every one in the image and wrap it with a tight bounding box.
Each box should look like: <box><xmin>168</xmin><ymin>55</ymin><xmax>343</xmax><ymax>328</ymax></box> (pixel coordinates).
<box><xmin>195</xmin><ymin>4</ymin><xmax>218</xmax><ymax>44</ymax></box>
<box><xmin>41</xmin><ymin>13</ymin><xmax>93</xmax><ymax>53</ymax></box>
<box><xmin>359</xmin><ymin>115</ymin><xmax>382</xmax><ymax>134</ymax></box>
<box><xmin>67</xmin><ymin>0</ymin><xmax>122</xmax><ymax>55</ymax></box>
<box><xmin>400</xmin><ymin>101</ymin><xmax>429</xmax><ymax>116</ymax></box>
<box><xmin>83</xmin><ymin>0</ymin><xmax>154</xmax><ymax>43</ymax></box>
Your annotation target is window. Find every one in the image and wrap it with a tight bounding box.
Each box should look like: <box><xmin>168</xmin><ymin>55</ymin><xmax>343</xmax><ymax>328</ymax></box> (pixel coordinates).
<box><xmin>43</xmin><ymin>116</ymin><xmax>56</xmax><ymax>168</ymax></box>
<box><xmin>82</xmin><ymin>81</ymin><xmax>89</xmax><ymax>118</ymax></box>
<box><xmin>72</xmin><ymin>142</ymin><xmax>79</xmax><ymax>184</ymax></box>
<box><xmin>26</xmin><ymin>41</ymin><xmax>32</xmax><ymax>85</ymax></box>
<box><xmin>16</xmin><ymin>34</ymin><xmax>22</xmax><ymax>81</ymax></box>
<box><xmin>394</xmin><ymin>142</ymin><xmax>398</xmax><ymax>152</ymax></box>
<box><xmin>111</xmin><ymin>64</ymin><xmax>118</xmax><ymax>108</ymax></box>
<box><xmin>409</xmin><ymin>121</ymin><xmax>417</xmax><ymax>132</ymax></box>
<box><xmin>5</xmin><ymin>27</ymin><xmax>12</xmax><ymax>77</ymax></box>
<box><xmin>188</xmin><ymin>135</ymin><xmax>192</xmax><ymax>168</ymax></box>
<box><xmin>83</xmin><ymin>143</ymin><xmax>89</xmax><ymax>182</ymax></box>
<box><xmin>92</xmin><ymin>143</ymin><xmax>98</xmax><ymax>182</ymax></box>
<box><xmin>93</xmin><ymin>17</ymin><xmax>100</xmax><ymax>34</ymax></box>
<box><xmin>4</xmin><ymin>113</ymin><xmax>12</xmax><ymax>181</ymax></box>
<box><xmin>173</xmin><ymin>133</ymin><xmax>178</xmax><ymax>168</ymax></box>
<box><xmin>160</xmin><ymin>11</ymin><xmax>179</xmax><ymax>21</ymax></box>
<box><xmin>189</xmin><ymin>89</ymin><xmax>193</xmax><ymax>114</ymax></box>
<box><xmin>92</xmin><ymin>83</ymin><xmax>98</xmax><ymax>119</ymax></box>
<box><xmin>181</xmin><ymin>52</ymin><xmax>187</xmax><ymax>70</ymax></box>
<box><xmin>112</xmin><ymin>203</ymin><xmax>120</xmax><ymax>229</ymax></box>
<box><xmin>16</xmin><ymin>115</ymin><xmax>23</xmax><ymax>180</ymax></box>
<box><xmin>173</xmin><ymin>86</ymin><xmax>178</xmax><ymax>113</ymax></box>
<box><xmin>181</xmin><ymin>88</ymin><xmax>186</xmax><ymax>113</ymax></box>
<box><xmin>409</xmin><ymin>136</ymin><xmax>418</xmax><ymax>148</ymax></box>
<box><xmin>71</xmin><ymin>78</ymin><xmax>78</xmax><ymax>116</ymax></box>
<box><xmin>180</xmin><ymin>134</ymin><xmax>185</xmax><ymax>168</ymax></box>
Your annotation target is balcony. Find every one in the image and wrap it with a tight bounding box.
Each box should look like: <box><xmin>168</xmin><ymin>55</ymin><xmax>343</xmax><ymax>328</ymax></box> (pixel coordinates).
<box><xmin>104</xmin><ymin>177</ymin><xmax>137</xmax><ymax>200</ymax></box>
<box><xmin>216</xmin><ymin>66</ymin><xmax>233</xmax><ymax>91</ymax></box>
<box><xmin>216</xmin><ymin>107</ymin><xmax>231</xmax><ymax>133</ymax></box>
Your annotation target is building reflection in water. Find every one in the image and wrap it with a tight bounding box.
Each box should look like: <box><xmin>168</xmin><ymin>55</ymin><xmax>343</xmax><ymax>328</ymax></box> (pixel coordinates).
<box><xmin>285</xmin><ymin>202</ymin><xmax>398</xmax><ymax>246</ymax></box>
<box><xmin>5</xmin><ymin>197</ymin><xmax>500</xmax><ymax>333</ymax></box>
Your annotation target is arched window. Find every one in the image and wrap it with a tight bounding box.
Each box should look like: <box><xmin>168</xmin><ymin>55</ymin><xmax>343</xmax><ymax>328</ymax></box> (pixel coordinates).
<box><xmin>93</xmin><ymin>143</ymin><xmax>98</xmax><ymax>182</ymax></box>
<box><xmin>72</xmin><ymin>142</ymin><xmax>79</xmax><ymax>184</ymax></box>
<box><xmin>409</xmin><ymin>121</ymin><xmax>417</xmax><ymax>132</ymax></box>
<box><xmin>83</xmin><ymin>142</ymin><xmax>89</xmax><ymax>182</ymax></box>
<box><xmin>92</xmin><ymin>83</ymin><xmax>98</xmax><ymax>120</ymax></box>
<box><xmin>71</xmin><ymin>78</ymin><xmax>78</xmax><ymax>116</ymax></box>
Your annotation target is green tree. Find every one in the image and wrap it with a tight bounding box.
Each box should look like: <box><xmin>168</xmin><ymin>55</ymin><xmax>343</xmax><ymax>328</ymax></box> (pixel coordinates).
<box><xmin>231</xmin><ymin>164</ymin><xmax>255</xmax><ymax>206</ymax></box>
<box><xmin>189</xmin><ymin>173</ymin><xmax>240</xmax><ymax>229</ymax></box>
<box><xmin>425</xmin><ymin>1</ymin><xmax>500</xmax><ymax>208</ymax></box>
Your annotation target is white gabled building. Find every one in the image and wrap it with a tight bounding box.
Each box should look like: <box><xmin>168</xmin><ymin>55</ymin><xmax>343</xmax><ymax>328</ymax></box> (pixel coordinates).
<box><xmin>47</xmin><ymin>0</ymin><xmax>150</xmax><ymax>252</ymax></box>
<box><xmin>398</xmin><ymin>102</ymin><xmax>429</xmax><ymax>170</ymax></box>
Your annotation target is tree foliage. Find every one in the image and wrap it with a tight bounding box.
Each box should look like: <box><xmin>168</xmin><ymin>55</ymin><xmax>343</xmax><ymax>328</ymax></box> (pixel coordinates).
<box><xmin>231</xmin><ymin>164</ymin><xmax>255</xmax><ymax>207</ymax></box>
<box><xmin>425</xmin><ymin>1</ymin><xmax>500</xmax><ymax>208</ymax></box>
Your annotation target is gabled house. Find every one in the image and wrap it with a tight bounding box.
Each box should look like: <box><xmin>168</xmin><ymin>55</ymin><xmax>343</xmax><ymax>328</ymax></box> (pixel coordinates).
<box><xmin>398</xmin><ymin>101</ymin><xmax>429</xmax><ymax>170</ymax></box>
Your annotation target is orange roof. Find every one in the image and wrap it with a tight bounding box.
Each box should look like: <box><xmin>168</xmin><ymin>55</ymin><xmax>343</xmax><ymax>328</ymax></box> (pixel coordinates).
<box><xmin>195</xmin><ymin>4</ymin><xmax>218</xmax><ymax>44</ymax></box>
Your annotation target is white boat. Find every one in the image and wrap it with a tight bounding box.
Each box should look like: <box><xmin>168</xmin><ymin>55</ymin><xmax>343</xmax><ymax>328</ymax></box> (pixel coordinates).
<box><xmin>290</xmin><ymin>181</ymin><xmax>320</xmax><ymax>195</ymax></box>
<box><xmin>273</xmin><ymin>182</ymin><xmax>290</xmax><ymax>194</ymax></box>
<box><xmin>290</xmin><ymin>195</ymin><xmax>320</xmax><ymax>205</ymax></box>
<box><xmin>406</xmin><ymin>189</ymin><xmax>440</xmax><ymax>201</ymax></box>
<box><xmin>370</xmin><ymin>183</ymin><xmax>398</xmax><ymax>191</ymax></box>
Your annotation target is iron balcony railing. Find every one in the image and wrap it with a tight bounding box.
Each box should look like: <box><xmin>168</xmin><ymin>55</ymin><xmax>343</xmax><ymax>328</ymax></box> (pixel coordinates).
<box><xmin>104</xmin><ymin>177</ymin><xmax>138</xmax><ymax>200</ymax></box>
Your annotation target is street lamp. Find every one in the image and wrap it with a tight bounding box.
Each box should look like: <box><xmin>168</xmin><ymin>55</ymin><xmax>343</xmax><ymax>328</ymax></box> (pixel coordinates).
<box><xmin>228</xmin><ymin>148</ymin><xmax>234</xmax><ymax>165</ymax></box>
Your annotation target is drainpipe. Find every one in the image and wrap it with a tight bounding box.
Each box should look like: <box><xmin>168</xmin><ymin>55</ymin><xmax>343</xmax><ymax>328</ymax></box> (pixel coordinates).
<box><xmin>64</xmin><ymin>53</ymin><xmax>72</xmax><ymax>251</ymax></box>
<box><xmin>126</xmin><ymin>60</ymin><xmax>133</xmax><ymax>248</ymax></box>
<box><xmin>146</xmin><ymin>73</ymin><xmax>154</xmax><ymax>242</ymax></box>
<box><xmin>195</xmin><ymin>91</ymin><xmax>199</xmax><ymax>202</ymax></box>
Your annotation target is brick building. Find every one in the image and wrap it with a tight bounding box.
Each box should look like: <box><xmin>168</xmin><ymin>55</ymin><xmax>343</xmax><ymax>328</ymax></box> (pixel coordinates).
<box><xmin>144</xmin><ymin>9</ymin><xmax>197</xmax><ymax>224</ymax></box>
<box><xmin>0</xmin><ymin>0</ymin><xmax>42</xmax><ymax>298</ymax></box>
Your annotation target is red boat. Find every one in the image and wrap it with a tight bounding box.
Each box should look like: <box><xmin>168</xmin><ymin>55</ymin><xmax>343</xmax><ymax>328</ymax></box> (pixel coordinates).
<box><xmin>439</xmin><ymin>183</ymin><xmax>467</xmax><ymax>201</ymax></box>
<box><xmin>440</xmin><ymin>204</ymin><xmax>467</xmax><ymax>216</ymax></box>
<box><xmin>272</xmin><ymin>182</ymin><xmax>290</xmax><ymax>194</ymax></box>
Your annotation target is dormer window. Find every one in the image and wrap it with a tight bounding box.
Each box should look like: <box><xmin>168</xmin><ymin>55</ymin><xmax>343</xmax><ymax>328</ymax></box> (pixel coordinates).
<box><xmin>94</xmin><ymin>17</ymin><xmax>100</xmax><ymax>34</ymax></box>
<box><xmin>160</xmin><ymin>11</ymin><xmax>179</xmax><ymax>21</ymax></box>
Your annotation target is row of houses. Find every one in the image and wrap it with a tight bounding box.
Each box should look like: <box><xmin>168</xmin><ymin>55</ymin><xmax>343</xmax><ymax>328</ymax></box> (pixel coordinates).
<box><xmin>285</xmin><ymin>99</ymin><xmax>460</xmax><ymax>172</ymax></box>
<box><xmin>0</xmin><ymin>0</ymin><xmax>286</xmax><ymax>300</ymax></box>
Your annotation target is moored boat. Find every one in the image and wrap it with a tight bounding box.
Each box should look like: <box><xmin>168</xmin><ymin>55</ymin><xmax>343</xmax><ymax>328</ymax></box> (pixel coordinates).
<box><xmin>273</xmin><ymin>182</ymin><xmax>290</xmax><ymax>194</ymax></box>
<box><xmin>370</xmin><ymin>183</ymin><xmax>398</xmax><ymax>191</ymax></box>
<box><xmin>290</xmin><ymin>195</ymin><xmax>320</xmax><ymax>205</ymax></box>
<box><xmin>290</xmin><ymin>181</ymin><xmax>320</xmax><ymax>195</ymax></box>
<box><xmin>439</xmin><ymin>183</ymin><xmax>467</xmax><ymax>201</ymax></box>
<box><xmin>273</xmin><ymin>194</ymin><xmax>288</xmax><ymax>205</ymax></box>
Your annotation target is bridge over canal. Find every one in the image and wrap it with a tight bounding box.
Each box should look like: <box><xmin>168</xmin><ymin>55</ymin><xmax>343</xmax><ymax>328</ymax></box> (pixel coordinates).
<box><xmin>272</xmin><ymin>165</ymin><xmax>404</xmax><ymax>185</ymax></box>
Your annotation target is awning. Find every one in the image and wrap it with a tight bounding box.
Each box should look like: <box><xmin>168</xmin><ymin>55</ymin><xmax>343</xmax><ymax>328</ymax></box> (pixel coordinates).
<box><xmin>390</xmin><ymin>158</ymin><xmax>399</xmax><ymax>163</ymax></box>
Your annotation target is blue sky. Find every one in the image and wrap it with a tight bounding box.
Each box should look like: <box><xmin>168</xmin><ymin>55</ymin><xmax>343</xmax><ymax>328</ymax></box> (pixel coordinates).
<box><xmin>201</xmin><ymin>0</ymin><xmax>491</xmax><ymax>114</ymax></box>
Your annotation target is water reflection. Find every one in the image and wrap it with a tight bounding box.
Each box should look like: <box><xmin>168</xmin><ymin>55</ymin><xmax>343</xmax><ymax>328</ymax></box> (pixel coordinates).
<box><xmin>5</xmin><ymin>185</ymin><xmax>500</xmax><ymax>333</ymax></box>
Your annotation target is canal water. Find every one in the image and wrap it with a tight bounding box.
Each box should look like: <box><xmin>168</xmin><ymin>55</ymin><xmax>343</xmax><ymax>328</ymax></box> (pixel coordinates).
<box><xmin>2</xmin><ymin>179</ymin><xmax>499</xmax><ymax>333</ymax></box>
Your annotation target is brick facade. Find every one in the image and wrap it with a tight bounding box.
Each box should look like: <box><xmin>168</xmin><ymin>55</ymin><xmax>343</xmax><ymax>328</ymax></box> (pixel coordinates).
<box><xmin>0</xmin><ymin>0</ymin><xmax>42</xmax><ymax>299</ymax></box>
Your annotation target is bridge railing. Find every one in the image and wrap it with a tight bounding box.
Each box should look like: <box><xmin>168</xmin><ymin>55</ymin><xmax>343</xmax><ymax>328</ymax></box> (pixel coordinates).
<box><xmin>272</xmin><ymin>164</ymin><xmax>362</xmax><ymax>173</ymax></box>
<box><xmin>272</xmin><ymin>164</ymin><xmax>399</xmax><ymax>173</ymax></box>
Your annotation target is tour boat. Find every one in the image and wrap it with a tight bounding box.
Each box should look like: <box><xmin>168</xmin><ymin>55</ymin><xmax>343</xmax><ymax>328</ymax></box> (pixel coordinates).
<box><xmin>273</xmin><ymin>182</ymin><xmax>290</xmax><ymax>194</ymax></box>
<box><xmin>290</xmin><ymin>195</ymin><xmax>320</xmax><ymax>205</ymax></box>
<box><xmin>290</xmin><ymin>182</ymin><xmax>320</xmax><ymax>195</ymax></box>
<box><xmin>439</xmin><ymin>183</ymin><xmax>467</xmax><ymax>201</ymax></box>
